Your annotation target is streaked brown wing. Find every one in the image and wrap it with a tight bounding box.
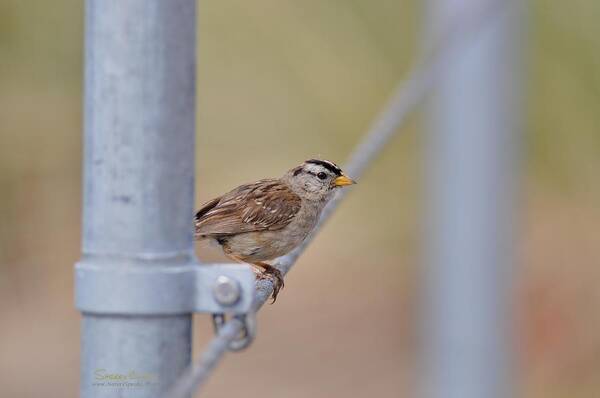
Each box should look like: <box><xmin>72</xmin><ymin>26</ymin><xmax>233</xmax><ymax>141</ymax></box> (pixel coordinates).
<box><xmin>194</xmin><ymin>179</ymin><xmax>301</xmax><ymax>237</ymax></box>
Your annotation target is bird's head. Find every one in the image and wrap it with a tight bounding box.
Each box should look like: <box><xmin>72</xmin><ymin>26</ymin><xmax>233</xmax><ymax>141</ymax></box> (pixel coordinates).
<box><xmin>283</xmin><ymin>159</ymin><xmax>356</xmax><ymax>202</ymax></box>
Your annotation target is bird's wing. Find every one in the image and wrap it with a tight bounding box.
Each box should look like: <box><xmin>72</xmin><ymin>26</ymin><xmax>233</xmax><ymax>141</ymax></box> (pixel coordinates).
<box><xmin>194</xmin><ymin>179</ymin><xmax>302</xmax><ymax>237</ymax></box>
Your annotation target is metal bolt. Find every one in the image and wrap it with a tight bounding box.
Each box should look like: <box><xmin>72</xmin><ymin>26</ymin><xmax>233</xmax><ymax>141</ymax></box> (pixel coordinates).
<box><xmin>212</xmin><ymin>275</ymin><xmax>241</xmax><ymax>306</ymax></box>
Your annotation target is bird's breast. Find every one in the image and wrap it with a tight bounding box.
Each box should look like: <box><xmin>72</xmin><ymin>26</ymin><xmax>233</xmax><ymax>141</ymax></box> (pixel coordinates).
<box><xmin>223</xmin><ymin>202</ymin><xmax>324</xmax><ymax>262</ymax></box>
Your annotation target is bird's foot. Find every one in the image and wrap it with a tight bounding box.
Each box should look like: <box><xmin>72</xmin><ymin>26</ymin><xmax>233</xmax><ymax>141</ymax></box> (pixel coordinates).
<box><xmin>254</xmin><ymin>263</ymin><xmax>284</xmax><ymax>303</ymax></box>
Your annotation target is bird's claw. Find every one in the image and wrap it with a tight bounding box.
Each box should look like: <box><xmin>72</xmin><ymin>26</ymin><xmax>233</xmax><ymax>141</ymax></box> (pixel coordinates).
<box><xmin>257</xmin><ymin>268</ymin><xmax>284</xmax><ymax>303</ymax></box>
<box><xmin>268</xmin><ymin>268</ymin><xmax>284</xmax><ymax>303</ymax></box>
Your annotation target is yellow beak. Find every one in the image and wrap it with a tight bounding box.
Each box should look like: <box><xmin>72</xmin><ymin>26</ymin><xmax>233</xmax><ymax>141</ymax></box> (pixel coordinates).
<box><xmin>333</xmin><ymin>175</ymin><xmax>356</xmax><ymax>187</ymax></box>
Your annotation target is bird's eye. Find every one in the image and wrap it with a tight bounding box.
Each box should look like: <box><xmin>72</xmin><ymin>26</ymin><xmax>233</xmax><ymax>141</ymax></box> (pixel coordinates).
<box><xmin>317</xmin><ymin>172</ymin><xmax>327</xmax><ymax>180</ymax></box>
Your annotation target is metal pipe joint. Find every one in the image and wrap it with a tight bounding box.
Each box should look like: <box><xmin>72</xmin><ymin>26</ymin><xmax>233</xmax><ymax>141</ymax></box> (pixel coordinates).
<box><xmin>76</xmin><ymin>261</ymin><xmax>256</xmax><ymax>315</ymax></box>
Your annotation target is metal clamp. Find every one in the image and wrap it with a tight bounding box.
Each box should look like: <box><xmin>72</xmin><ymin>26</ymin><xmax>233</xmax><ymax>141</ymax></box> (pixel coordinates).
<box><xmin>75</xmin><ymin>260</ymin><xmax>256</xmax><ymax>315</ymax></box>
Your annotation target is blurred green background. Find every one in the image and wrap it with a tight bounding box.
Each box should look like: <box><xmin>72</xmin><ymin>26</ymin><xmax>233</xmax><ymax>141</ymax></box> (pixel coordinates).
<box><xmin>0</xmin><ymin>1</ymin><xmax>599</xmax><ymax>397</ymax></box>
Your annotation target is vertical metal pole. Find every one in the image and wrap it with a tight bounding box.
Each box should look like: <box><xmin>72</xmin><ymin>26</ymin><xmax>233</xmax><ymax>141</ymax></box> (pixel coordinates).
<box><xmin>423</xmin><ymin>1</ymin><xmax>524</xmax><ymax>398</ymax></box>
<box><xmin>80</xmin><ymin>0</ymin><xmax>196</xmax><ymax>397</ymax></box>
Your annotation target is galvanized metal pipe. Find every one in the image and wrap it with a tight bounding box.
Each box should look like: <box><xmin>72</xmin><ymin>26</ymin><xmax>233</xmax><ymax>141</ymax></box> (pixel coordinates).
<box><xmin>422</xmin><ymin>1</ymin><xmax>524</xmax><ymax>398</ymax></box>
<box><xmin>79</xmin><ymin>1</ymin><xmax>196</xmax><ymax>397</ymax></box>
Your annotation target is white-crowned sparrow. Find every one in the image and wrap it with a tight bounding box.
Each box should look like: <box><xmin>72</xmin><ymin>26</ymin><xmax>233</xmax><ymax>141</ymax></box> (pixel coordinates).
<box><xmin>195</xmin><ymin>159</ymin><xmax>355</xmax><ymax>301</ymax></box>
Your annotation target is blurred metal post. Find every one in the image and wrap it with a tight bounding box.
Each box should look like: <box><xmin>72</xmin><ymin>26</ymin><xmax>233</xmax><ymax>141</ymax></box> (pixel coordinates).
<box><xmin>78</xmin><ymin>0</ymin><xmax>196</xmax><ymax>396</ymax></box>
<box><xmin>423</xmin><ymin>1</ymin><xmax>524</xmax><ymax>398</ymax></box>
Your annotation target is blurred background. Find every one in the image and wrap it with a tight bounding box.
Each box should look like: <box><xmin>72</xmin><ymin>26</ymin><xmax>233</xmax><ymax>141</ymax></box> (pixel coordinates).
<box><xmin>1</xmin><ymin>0</ymin><xmax>599</xmax><ymax>397</ymax></box>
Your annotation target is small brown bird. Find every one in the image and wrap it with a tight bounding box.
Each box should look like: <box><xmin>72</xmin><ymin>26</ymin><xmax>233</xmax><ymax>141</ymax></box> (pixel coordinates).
<box><xmin>195</xmin><ymin>159</ymin><xmax>355</xmax><ymax>301</ymax></box>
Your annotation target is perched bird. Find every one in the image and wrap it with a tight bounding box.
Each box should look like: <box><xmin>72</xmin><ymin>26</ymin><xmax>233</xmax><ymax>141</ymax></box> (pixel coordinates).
<box><xmin>194</xmin><ymin>159</ymin><xmax>356</xmax><ymax>302</ymax></box>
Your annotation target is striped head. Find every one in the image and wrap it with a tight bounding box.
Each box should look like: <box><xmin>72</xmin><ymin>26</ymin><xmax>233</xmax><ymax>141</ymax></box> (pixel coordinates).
<box><xmin>283</xmin><ymin>159</ymin><xmax>355</xmax><ymax>201</ymax></box>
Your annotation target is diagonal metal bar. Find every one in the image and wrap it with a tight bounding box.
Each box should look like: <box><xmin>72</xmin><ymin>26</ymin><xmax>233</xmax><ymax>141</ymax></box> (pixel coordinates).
<box><xmin>167</xmin><ymin>63</ymin><xmax>434</xmax><ymax>398</ymax></box>
<box><xmin>166</xmin><ymin>77</ymin><xmax>428</xmax><ymax>398</ymax></box>
<box><xmin>166</xmin><ymin>1</ymin><xmax>514</xmax><ymax>397</ymax></box>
